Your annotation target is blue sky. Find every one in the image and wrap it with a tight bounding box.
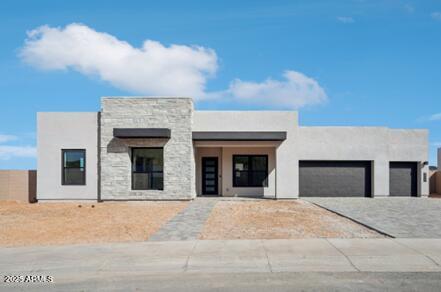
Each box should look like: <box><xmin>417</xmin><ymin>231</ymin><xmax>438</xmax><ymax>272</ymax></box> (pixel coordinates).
<box><xmin>0</xmin><ymin>0</ymin><xmax>440</xmax><ymax>169</ymax></box>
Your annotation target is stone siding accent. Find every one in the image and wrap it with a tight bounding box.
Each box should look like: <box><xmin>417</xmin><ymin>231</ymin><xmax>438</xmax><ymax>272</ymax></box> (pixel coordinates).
<box><xmin>100</xmin><ymin>97</ymin><xmax>195</xmax><ymax>200</ymax></box>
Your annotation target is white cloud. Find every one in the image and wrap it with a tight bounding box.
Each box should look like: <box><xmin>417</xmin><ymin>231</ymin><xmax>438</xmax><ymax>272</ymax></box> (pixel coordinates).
<box><xmin>0</xmin><ymin>134</ymin><xmax>17</xmax><ymax>143</ymax></box>
<box><xmin>20</xmin><ymin>23</ymin><xmax>328</xmax><ymax>109</ymax></box>
<box><xmin>429</xmin><ymin>113</ymin><xmax>441</xmax><ymax>121</ymax></box>
<box><xmin>223</xmin><ymin>70</ymin><xmax>328</xmax><ymax>108</ymax></box>
<box><xmin>0</xmin><ymin>134</ymin><xmax>36</xmax><ymax>161</ymax></box>
<box><xmin>432</xmin><ymin>12</ymin><xmax>441</xmax><ymax>21</ymax></box>
<box><xmin>20</xmin><ymin>23</ymin><xmax>218</xmax><ymax>98</ymax></box>
<box><xmin>0</xmin><ymin>146</ymin><xmax>36</xmax><ymax>160</ymax></box>
<box><xmin>404</xmin><ymin>4</ymin><xmax>414</xmax><ymax>13</ymax></box>
<box><xmin>337</xmin><ymin>16</ymin><xmax>355</xmax><ymax>24</ymax></box>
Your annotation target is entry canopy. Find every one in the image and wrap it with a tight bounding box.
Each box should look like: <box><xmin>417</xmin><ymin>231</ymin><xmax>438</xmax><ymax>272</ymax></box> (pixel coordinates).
<box><xmin>192</xmin><ymin>131</ymin><xmax>287</xmax><ymax>141</ymax></box>
<box><xmin>113</xmin><ymin>128</ymin><xmax>171</xmax><ymax>139</ymax></box>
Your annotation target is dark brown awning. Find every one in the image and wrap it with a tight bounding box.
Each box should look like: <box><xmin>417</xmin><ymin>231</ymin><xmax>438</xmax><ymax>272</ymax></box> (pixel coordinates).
<box><xmin>113</xmin><ymin>128</ymin><xmax>171</xmax><ymax>139</ymax></box>
<box><xmin>192</xmin><ymin>131</ymin><xmax>286</xmax><ymax>141</ymax></box>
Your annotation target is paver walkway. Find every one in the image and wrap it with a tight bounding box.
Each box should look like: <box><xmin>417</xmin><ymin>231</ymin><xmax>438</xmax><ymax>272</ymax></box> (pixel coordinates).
<box><xmin>149</xmin><ymin>198</ymin><xmax>217</xmax><ymax>241</ymax></box>
<box><xmin>306</xmin><ymin>198</ymin><xmax>441</xmax><ymax>238</ymax></box>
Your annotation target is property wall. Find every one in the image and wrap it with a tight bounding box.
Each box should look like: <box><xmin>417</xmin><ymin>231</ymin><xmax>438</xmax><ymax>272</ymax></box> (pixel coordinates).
<box><xmin>193</xmin><ymin>111</ymin><xmax>298</xmax><ymax>199</ymax></box>
<box><xmin>37</xmin><ymin>112</ymin><xmax>98</xmax><ymax>200</ymax></box>
<box><xmin>297</xmin><ymin>127</ymin><xmax>429</xmax><ymax>197</ymax></box>
<box><xmin>429</xmin><ymin>170</ymin><xmax>437</xmax><ymax>195</ymax></box>
<box><xmin>431</xmin><ymin>148</ymin><xmax>441</xmax><ymax>195</ymax></box>
<box><xmin>0</xmin><ymin>170</ymin><xmax>36</xmax><ymax>202</ymax></box>
<box><xmin>100</xmin><ymin>97</ymin><xmax>195</xmax><ymax>200</ymax></box>
<box><xmin>431</xmin><ymin>170</ymin><xmax>441</xmax><ymax>195</ymax></box>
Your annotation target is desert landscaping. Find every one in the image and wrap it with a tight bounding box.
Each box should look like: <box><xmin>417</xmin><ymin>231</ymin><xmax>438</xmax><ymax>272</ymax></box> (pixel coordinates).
<box><xmin>0</xmin><ymin>201</ymin><xmax>188</xmax><ymax>247</ymax></box>
<box><xmin>200</xmin><ymin>200</ymin><xmax>382</xmax><ymax>239</ymax></box>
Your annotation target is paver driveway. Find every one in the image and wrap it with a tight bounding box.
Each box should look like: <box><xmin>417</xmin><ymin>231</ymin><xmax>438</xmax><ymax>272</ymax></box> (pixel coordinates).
<box><xmin>306</xmin><ymin>198</ymin><xmax>441</xmax><ymax>238</ymax></box>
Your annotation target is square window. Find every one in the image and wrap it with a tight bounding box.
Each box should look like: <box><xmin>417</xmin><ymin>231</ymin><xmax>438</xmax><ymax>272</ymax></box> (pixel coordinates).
<box><xmin>233</xmin><ymin>155</ymin><xmax>268</xmax><ymax>187</ymax></box>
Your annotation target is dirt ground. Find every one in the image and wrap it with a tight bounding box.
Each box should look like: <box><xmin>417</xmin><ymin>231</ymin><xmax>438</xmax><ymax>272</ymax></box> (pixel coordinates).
<box><xmin>0</xmin><ymin>201</ymin><xmax>187</xmax><ymax>247</ymax></box>
<box><xmin>200</xmin><ymin>200</ymin><xmax>382</xmax><ymax>239</ymax></box>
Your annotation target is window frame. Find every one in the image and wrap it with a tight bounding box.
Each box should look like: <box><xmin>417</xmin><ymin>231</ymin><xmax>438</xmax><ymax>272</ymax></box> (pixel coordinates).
<box><xmin>61</xmin><ymin>149</ymin><xmax>86</xmax><ymax>186</ymax></box>
<box><xmin>232</xmin><ymin>154</ymin><xmax>268</xmax><ymax>188</ymax></box>
<box><xmin>131</xmin><ymin>147</ymin><xmax>164</xmax><ymax>191</ymax></box>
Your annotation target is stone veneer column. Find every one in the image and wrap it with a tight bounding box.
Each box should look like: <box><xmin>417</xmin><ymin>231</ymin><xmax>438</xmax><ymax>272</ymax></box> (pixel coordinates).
<box><xmin>100</xmin><ymin>97</ymin><xmax>195</xmax><ymax>200</ymax></box>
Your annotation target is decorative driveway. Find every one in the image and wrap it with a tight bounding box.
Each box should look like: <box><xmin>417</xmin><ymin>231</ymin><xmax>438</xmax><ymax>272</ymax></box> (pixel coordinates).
<box><xmin>306</xmin><ymin>198</ymin><xmax>441</xmax><ymax>238</ymax></box>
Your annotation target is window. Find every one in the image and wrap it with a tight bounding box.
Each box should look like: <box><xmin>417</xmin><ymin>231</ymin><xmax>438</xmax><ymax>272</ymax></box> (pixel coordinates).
<box><xmin>233</xmin><ymin>155</ymin><xmax>268</xmax><ymax>187</ymax></box>
<box><xmin>62</xmin><ymin>149</ymin><xmax>86</xmax><ymax>185</ymax></box>
<box><xmin>132</xmin><ymin>148</ymin><xmax>164</xmax><ymax>190</ymax></box>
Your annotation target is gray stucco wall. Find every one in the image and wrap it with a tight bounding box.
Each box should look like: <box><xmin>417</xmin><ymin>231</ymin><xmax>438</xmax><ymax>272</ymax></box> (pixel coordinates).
<box><xmin>37</xmin><ymin>112</ymin><xmax>98</xmax><ymax>200</ymax></box>
<box><xmin>194</xmin><ymin>114</ymin><xmax>428</xmax><ymax>198</ymax></box>
<box><xmin>36</xmin><ymin>98</ymin><xmax>429</xmax><ymax>200</ymax></box>
<box><xmin>100</xmin><ymin>97</ymin><xmax>195</xmax><ymax>200</ymax></box>
<box><xmin>193</xmin><ymin>111</ymin><xmax>298</xmax><ymax>199</ymax></box>
<box><xmin>297</xmin><ymin>127</ymin><xmax>429</xmax><ymax>197</ymax></box>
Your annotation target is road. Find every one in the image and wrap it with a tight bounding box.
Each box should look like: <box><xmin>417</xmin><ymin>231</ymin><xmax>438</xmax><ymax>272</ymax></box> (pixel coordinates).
<box><xmin>2</xmin><ymin>272</ymin><xmax>441</xmax><ymax>291</ymax></box>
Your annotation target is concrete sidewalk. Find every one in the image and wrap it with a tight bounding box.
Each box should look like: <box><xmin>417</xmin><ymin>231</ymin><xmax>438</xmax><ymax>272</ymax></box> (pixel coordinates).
<box><xmin>1</xmin><ymin>238</ymin><xmax>441</xmax><ymax>280</ymax></box>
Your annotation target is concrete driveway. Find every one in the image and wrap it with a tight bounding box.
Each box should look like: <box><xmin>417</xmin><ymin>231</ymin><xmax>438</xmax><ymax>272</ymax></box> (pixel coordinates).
<box><xmin>306</xmin><ymin>198</ymin><xmax>441</xmax><ymax>238</ymax></box>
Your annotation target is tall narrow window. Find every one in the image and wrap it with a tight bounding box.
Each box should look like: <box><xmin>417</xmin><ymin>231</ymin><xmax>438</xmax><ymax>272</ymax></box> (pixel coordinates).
<box><xmin>62</xmin><ymin>149</ymin><xmax>86</xmax><ymax>185</ymax></box>
<box><xmin>233</xmin><ymin>155</ymin><xmax>268</xmax><ymax>187</ymax></box>
<box><xmin>132</xmin><ymin>148</ymin><xmax>164</xmax><ymax>190</ymax></box>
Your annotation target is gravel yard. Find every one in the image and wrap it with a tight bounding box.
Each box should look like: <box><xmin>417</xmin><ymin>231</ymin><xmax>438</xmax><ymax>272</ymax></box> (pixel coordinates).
<box><xmin>0</xmin><ymin>201</ymin><xmax>187</xmax><ymax>247</ymax></box>
<box><xmin>200</xmin><ymin>200</ymin><xmax>382</xmax><ymax>240</ymax></box>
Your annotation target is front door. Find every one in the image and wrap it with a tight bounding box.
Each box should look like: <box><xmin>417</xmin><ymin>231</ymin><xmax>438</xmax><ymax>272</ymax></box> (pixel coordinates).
<box><xmin>202</xmin><ymin>157</ymin><xmax>218</xmax><ymax>195</ymax></box>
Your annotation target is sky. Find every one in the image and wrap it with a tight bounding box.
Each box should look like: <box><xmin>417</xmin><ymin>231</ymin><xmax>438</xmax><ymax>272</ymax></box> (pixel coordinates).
<box><xmin>0</xmin><ymin>0</ymin><xmax>440</xmax><ymax>169</ymax></box>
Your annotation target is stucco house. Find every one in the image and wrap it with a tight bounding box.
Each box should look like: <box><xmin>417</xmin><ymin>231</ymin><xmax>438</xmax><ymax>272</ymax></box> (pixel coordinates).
<box><xmin>37</xmin><ymin>97</ymin><xmax>429</xmax><ymax>201</ymax></box>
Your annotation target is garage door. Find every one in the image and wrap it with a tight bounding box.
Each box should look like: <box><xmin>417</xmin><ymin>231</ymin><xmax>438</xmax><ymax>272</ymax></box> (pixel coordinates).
<box><xmin>299</xmin><ymin>161</ymin><xmax>372</xmax><ymax>197</ymax></box>
<box><xmin>389</xmin><ymin>162</ymin><xmax>417</xmax><ymax>197</ymax></box>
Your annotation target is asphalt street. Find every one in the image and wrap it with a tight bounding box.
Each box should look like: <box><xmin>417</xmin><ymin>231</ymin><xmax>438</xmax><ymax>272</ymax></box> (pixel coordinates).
<box><xmin>2</xmin><ymin>272</ymin><xmax>441</xmax><ymax>292</ymax></box>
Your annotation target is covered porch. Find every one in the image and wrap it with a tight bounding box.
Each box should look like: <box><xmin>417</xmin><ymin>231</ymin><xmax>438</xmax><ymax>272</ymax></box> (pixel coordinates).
<box><xmin>193</xmin><ymin>131</ymin><xmax>286</xmax><ymax>199</ymax></box>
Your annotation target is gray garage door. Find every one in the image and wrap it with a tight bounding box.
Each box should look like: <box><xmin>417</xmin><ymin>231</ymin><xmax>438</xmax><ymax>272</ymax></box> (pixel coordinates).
<box><xmin>299</xmin><ymin>161</ymin><xmax>372</xmax><ymax>197</ymax></box>
<box><xmin>389</xmin><ymin>162</ymin><xmax>417</xmax><ymax>197</ymax></box>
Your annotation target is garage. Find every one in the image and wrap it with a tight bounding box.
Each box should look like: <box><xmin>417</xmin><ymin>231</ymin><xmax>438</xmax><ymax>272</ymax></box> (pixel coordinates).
<box><xmin>389</xmin><ymin>162</ymin><xmax>418</xmax><ymax>197</ymax></box>
<box><xmin>299</xmin><ymin>161</ymin><xmax>372</xmax><ymax>197</ymax></box>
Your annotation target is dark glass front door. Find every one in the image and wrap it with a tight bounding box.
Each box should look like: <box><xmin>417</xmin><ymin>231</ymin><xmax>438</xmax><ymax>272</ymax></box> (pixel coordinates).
<box><xmin>202</xmin><ymin>157</ymin><xmax>218</xmax><ymax>195</ymax></box>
